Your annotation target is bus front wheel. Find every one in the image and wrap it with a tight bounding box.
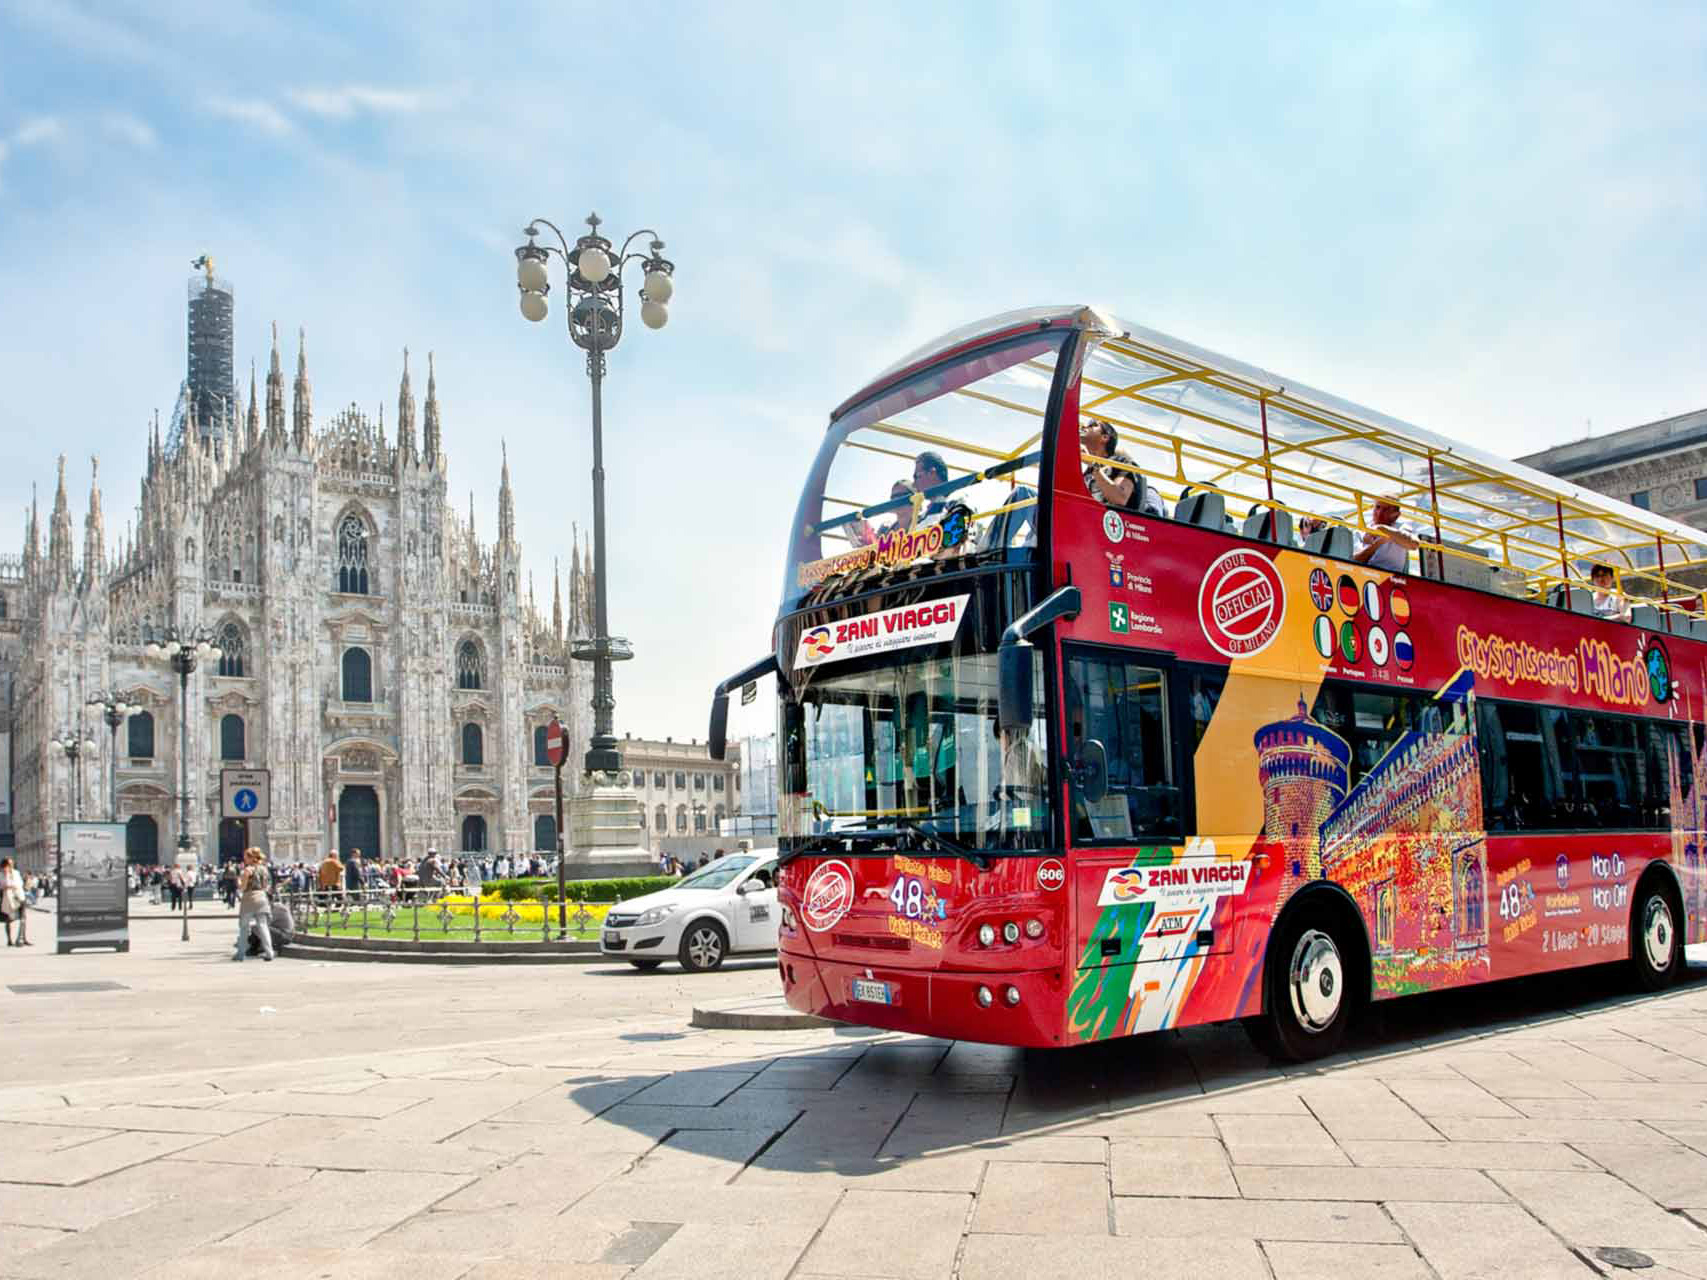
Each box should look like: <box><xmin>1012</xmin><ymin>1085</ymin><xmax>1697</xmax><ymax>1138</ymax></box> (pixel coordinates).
<box><xmin>1250</xmin><ymin>904</ymin><xmax>1357</xmax><ymax>1062</ymax></box>
<box><xmin>1631</xmin><ymin>877</ymin><xmax>1682</xmax><ymax>993</ymax></box>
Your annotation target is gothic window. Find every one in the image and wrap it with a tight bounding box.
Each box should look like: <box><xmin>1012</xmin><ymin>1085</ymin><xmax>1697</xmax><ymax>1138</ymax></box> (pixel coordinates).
<box><xmin>461</xmin><ymin>814</ymin><xmax>487</xmax><ymax>852</ymax></box>
<box><xmin>534</xmin><ymin>814</ymin><xmax>557</xmax><ymax>851</ymax></box>
<box><xmin>341</xmin><ymin>647</ymin><xmax>373</xmax><ymax>703</ymax></box>
<box><xmin>654</xmin><ymin>804</ymin><xmax>666</xmax><ymax>831</ymax></box>
<box><xmin>219</xmin><ymin>714</ymin><xmax>245</xmax><ymax>761</ymax></box>
<box><xmin>534</xmin><ymin>725</ymin><xmax>550</xmax><ymax>766</ymax></box>
<box><xmin>0</xmin><ymin>594</ymin><xmax>8</xmax><ymax>620</ymax></box>
<box><xmin>676</xmin><ymin>805</ymin><xmax>687</xmax><ymax>833</ymax></box>
<box><xmin>462</xmin><ymin>722</ymin><xmax>484</xmax><ymax>766</ymax></box>
<box><xmin>128</xmin><ymin>710</ymin><xmax>155</xmax><ymax>759</ymax></box>
<box><xmin>457</xmin><ymin>640</ymin><xmax>484</xmax><ymax>690</ymax></box>
<box><xmin>336</xmin><ymin>515</ymin><xmax>371</xmax><ymax>594</ymax></box>
<box><xmin>217</xmin><ymin>622</ymin><xmax>245</xmax><ymax>677</ymax></box>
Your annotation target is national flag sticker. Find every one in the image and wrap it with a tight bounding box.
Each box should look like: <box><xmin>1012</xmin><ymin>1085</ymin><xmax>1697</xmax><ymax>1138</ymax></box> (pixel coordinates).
<box><xmin>1390</xmin><ymin>587</ymin><xmax>1412</xmax><ymax>626</ymax></box>
<box><xmin>1368</xmin><ymin>625</ymin><xmax>1390</xmax><ymax>666</ymax></box>
<box><xmin>1339</xmin><ymin>620</ymin><xmax>1362</xmax><ymax>663</ymax></box>
<box><xmin>1312</xmin><ymin>614</ymin><xmax>1336</xmax><ymax>659</ymax></box>
<box><xmin>1308</xmin><ymin>568</ymin><xmax>1333</xmax><ymax>612</ymax></box>
<box><xmin>1363</xmin><ymin>580</ymin><xmax>1383</xmax><ymax>622</ymax></box>
<box><xmin>1393</xmin><ymin>629</ymin><xmax>1415</xmax><ymax>671</ymax></box>
<box><xmin>1337</xmin><ymin>575</ymin><xmax>1360</xmax><ymax>616</ymax></box>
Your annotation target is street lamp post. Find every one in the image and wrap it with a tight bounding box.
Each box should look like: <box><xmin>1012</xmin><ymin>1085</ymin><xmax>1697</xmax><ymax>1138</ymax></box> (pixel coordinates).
<box><xmin>47</xmin><ymin>728</ymin><xmax>99</xmax><ymax>822</ymax></box>
<box><xmin>144</xmin><ymin>624</ymin><xmax>222</xmax><ymax>941</ymax></box>
<box><xmin>514</xmin><ymin>212</ymin><xmax>675</xmax><ymax>779</ymax></box>
<box><xmin>86</xmin><ymin>691</ymin><xmax>137</xmax><ymax>822</ymax></box>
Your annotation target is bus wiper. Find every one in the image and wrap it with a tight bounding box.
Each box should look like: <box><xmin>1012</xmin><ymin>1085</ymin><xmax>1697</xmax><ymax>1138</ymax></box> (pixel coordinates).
<box><xmin>896</xmin><ymin>820</ymin><xmax>991</xmax><ymax>871</ymax></box>
<box><xmin>777</xmin><ymin>836</ymin><xmax>844</xmax><ymax>868</ymax></box>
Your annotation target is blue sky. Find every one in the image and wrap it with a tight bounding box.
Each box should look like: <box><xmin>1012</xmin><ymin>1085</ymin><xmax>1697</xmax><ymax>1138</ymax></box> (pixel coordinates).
<box><xmin>1</xmin><ymin>1</ymin><xmax>1703</xmax><ymax>740</ymax></box>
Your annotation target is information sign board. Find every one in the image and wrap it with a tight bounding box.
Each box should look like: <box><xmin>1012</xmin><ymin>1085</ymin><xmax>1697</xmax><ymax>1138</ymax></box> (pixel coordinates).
<box><xmin>56</xmin><ymin>821</ymin><xmax>129</xmax><ymax>954</ymax></box>
<box><xmin>221</xmin><ymin>768</ymin><xmax>271</xmax><ymax>820</ymax></box>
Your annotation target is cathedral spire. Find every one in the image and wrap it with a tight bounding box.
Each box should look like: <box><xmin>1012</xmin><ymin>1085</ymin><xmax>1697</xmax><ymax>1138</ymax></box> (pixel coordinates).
<box><xmin>245</xmin><ymin>361</ymin><xmax>260</xmax><ymax>450</ymax></box>
<box><xmin>498</xmin><ymin>440</ymin><xmax>515</xmax><ymax>545</ymax></box>
<box><xmin>83</xmin><ymin>454</ymin><xmax>104</xmax><ymax>584</ymax></box>
<box><xmin>265</xmin><ymin>322</ymin><xmax>285</xmax><ymax>446</ymax></box>
<box><xmin>396</xmin><ymin>348</ymin><xmax>417</xmax><ymax>465</ymax></box>
<box><xmin>552</xmin><ymin>557</ymin><xmax>563</xmax><ymax>645</ymax></box>
<box><xmin>22</xmin><ymin>484</ymin><xmax>39</xmax><ymax>584</ymax></box>
<box><xmin>291</xmin><ymin>327</ymin><xmax>312</xmax><ymax>451</ymax></box>
<box><xmin>48</xmin><ymin>454</ymin><xmax>73</xmax><ymax>588</ymax></box>
<box><xmin>422</xmin><ymin>352</ymin><xmax>443</xmax><ymax>470</ymax></box>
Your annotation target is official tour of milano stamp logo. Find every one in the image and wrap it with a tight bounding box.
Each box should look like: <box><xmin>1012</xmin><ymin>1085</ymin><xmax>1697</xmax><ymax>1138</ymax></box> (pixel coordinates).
<box><xmin>1197</xmin><ymin>549</ymin><xmax>1286</xmax><ymax>659</ymax></box>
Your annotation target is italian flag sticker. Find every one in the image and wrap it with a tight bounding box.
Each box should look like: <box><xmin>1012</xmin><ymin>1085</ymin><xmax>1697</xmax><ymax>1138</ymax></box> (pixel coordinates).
<box><xmin>1312</xmin><ymin>614</ymin><xmax>1335</xmax><ymax>659</ymax></box>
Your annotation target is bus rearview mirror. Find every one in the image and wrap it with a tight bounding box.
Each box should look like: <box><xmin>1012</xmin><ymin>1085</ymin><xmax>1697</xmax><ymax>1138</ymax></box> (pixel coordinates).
<box><xmin>997</xmin><ymin>643</ymin><xmax>1033</xmax><ymax>732</ymax></box>
<box><xmin>1076</xmin><ymin>739</ymin><xmax>1108</xmax><ymax>806</ymax></box>
<box><xmin>708</xmin><ymin>694</ymin><xmax>729</xmax><ymax>761</ymax></box>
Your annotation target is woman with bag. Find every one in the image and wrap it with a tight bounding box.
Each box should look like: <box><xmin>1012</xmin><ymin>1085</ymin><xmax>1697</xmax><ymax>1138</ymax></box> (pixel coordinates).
<box><xmin>1</xmin><ymin>857</ymin><xmax>29</xmax><ymax>947</ymax></box>
<box><xmin>232</xmin><ymin>847</ymin><xmax>275</xmax><ymax>962</ymax></box>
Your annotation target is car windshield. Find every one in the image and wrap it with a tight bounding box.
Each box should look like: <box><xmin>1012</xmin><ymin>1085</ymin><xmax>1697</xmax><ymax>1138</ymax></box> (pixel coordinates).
<box><xmin>781</xmin><ymin>649</ymin><xmax>1049</xmax><ymax>852</ymax></box>
<box><xmin>675</xmin><ymin>855</ymin><xmax>760</xmax><ymax>890</ymax></box>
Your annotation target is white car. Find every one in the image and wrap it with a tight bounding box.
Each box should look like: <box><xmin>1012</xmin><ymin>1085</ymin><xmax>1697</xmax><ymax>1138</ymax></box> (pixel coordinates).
<box><xmin>599</xmin><ymin>851</ymin><xmax>779</xmax><ymax>972</ymax></box>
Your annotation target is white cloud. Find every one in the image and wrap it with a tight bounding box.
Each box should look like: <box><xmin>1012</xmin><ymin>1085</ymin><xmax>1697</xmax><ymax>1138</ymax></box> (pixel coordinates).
<box><xmin>12</xmin><ymin>116</ymin><xmax>65</xmax><ymax>147</ymax></box>
<box><xmin>205</xmin><ymin>97</ymin><xmax>294</xmax><ymax>138</ymax></box>
<box><xmin>286</xmin><ymin>86</ymin><xmax>430</xmax><ymax>119</ymax></box>
<box><xmin>101</xmin><ymin>112</ymin><xmax>156</xmax><ymax>149</ymax></box>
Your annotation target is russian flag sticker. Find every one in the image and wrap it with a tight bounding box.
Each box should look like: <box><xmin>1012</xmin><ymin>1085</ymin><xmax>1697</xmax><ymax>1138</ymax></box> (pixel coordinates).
<box><xmin>1393</xmin><ymin>629</ymin><xmax>1415</xmax><ymax>671</ymax></box>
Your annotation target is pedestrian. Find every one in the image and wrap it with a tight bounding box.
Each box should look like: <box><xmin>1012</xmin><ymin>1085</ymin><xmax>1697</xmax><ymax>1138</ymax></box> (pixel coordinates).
<box><xmin>317</xmin><ymin>849</ymin><xmax>343</xmax><ymax>903</ymax></box>
<box><xmin>418</xmin><ymin>848</ymin><xmax>443</xmax><ymax>897</ymax></box>
<box><xmin>219</xmin><ymin>863</ymin><xmax>238</xmax><ymax>909</ymax></box>
<box><xmin>2</xmin><ymin>857</ymin><xmax>29</xmax><ymax>946</ymax></box>
<box><xmin>232</xmin><ymin>847</ymin><xmax>275</xmax><ymax>962</ymax></box>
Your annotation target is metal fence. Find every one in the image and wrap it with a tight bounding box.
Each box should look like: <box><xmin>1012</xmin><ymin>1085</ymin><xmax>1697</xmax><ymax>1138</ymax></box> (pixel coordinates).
<box><xmin>276</xmin><ymin>886</ymin><xmax>599</xmax><ymax>943</ymax></box>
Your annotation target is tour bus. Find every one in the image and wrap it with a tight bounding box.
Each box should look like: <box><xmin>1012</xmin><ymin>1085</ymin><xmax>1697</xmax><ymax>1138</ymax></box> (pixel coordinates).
<box><xmin>707</xmin><ymin>306</ymin><xmax>1707</xmax><ymax>1058</ymax></box>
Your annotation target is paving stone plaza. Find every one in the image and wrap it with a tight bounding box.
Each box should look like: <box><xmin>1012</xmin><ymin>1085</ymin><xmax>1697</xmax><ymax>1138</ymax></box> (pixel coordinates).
<box><xmin>5</xmin><ymin>911</ymin><xmax>1707</xmax><ymax>1278</ymax></box>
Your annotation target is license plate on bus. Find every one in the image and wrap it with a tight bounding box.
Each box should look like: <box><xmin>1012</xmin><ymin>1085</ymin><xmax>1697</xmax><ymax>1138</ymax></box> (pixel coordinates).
<box><xmin>851</xmin><ymin>978</ymin><xmax>896</xmax><ymax>1006</ymax></box>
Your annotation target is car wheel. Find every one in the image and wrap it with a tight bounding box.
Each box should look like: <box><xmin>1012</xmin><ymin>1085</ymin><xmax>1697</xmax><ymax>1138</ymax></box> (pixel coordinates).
<box><xmin>1632</xmin><ymin>877</ymin><xmax>1682</xmax><ymax>992</ymax></box>
<box><xmin>678</xmin><ymin>920</ymin><xmax>728</xmax><ymax>973</ymax></box>
<box><xmin>1248</xmin><ymin>903</ymin><xmax>1356</xmax><ymax>1062</ymax></box>
<box><xmin>628</xmin><ymin>959</ymin><xmax>663</xmax><ymax>971</ymax></box>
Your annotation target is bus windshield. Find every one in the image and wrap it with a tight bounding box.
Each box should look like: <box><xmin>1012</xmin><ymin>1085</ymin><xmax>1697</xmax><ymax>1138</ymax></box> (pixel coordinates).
<box><xmin>782</xmin><ymin>330</ymin><xmax>1066</xmax><ymax>609</ymax></box>
<box><xmin>781</xmin><ymin>648</ymin><xmax>1049</xmax><ymax>853</ymax></box>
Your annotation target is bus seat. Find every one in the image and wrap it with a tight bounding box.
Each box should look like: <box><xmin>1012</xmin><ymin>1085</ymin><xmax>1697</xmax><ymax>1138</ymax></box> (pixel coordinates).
<box><xmin>1631</xmin><ymin>605</ymin><xmax>1663</xmax><ymax>631</ymax></box>
<box><xmin>1306</xmin><ymin>526</ymin><xmax>1354</xmax><ymax>559</ymax></box>
<box><xmin>1691</xmin><ymin>618</ymin><xmax>1707</xmax><ymax>642</ymax></box>
<box><xmin>1564</xmin><ymin>587</ymin><xmax>1593</xmax><ymax>615</ymax></box>
<box><xmin>1176</xmin><ymin>490</ymin><xmax>1225</xmax><ymax>531</ymax></box>
<box><xmin>1242</xmin><ymin>504</ymin><xmax>1294</xmax><ymax>546</ymax></box>
<box><xmin>981</xmin><ymin>485</ymin><xmax>1036</xmax><ymax>556</ymax></box>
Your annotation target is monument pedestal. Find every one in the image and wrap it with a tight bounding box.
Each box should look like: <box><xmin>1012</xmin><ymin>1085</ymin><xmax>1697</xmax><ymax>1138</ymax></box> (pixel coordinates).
<box><xmin>566</xmin><ymin>780</ymin><xmax>657</xmax><ymax>880</ymax></box>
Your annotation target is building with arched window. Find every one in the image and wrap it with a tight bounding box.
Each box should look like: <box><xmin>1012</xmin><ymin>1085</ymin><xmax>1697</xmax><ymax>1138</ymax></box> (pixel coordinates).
<box><xmin>0</xmin><ymin>287</ymin><xmax>596</xmax><ymax>872</ymax></box>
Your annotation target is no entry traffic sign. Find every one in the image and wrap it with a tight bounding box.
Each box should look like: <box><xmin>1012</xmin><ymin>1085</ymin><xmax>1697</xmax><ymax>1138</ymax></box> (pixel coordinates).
<box><xmin>544</xmin><ymin>717</ymin><xmax>568</xmax><ymax>768</ymax></box>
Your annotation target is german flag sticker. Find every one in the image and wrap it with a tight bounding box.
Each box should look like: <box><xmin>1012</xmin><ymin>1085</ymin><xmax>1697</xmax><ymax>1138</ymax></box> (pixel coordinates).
<box><xmin>1313</xmin><ymin>614</ymin><xmax>1335</xmax><ymax>659</ymax></box>
<box><xmin>1338</xmin><ymin>575</ymin><xmax>1360</xmax><ymax>616</ymax></box>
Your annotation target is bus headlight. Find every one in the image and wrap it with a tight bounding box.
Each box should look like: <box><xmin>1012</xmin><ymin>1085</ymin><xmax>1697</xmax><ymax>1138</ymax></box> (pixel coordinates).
<box><xmin>977</xmin><ymin>923</ymin><xmax>996</xmax><ymax>947</ymax></box>
<box><xmin>1003</xmin><ymin>985</ymin><xmax>1021</xmax><ymax>1006</ymax></box>
<box><xmin>1002</xmin><ymin>921</ymin><xmax>1020</xmax><ymax>944</ymax></box>
<box><xmin>975</xmin><ymin>985</ymin><xmax>994</xmax><ymax>1008</ymax></box>
<box><xmin>1024</xmin><ymin>918</ymin><xmax>1044</xmax><ymax>939</ymax></box>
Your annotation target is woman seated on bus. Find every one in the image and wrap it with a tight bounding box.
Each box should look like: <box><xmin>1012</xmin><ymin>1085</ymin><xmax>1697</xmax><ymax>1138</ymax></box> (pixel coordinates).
<box><xmin>1589</xmin><ymin>563</ymin><xmax>1632</xmax><ymax>621</ymax></box>
<box><xmin>848</xmin><ymin>480</ymin><xmax>917</xmax><ymax>547</ymax></box>
<box><xmin>1354</xmin><ymin>498</ymin><xmax>1420</xmax><ymax>572</ymax></box>
<box><xmin>1082</xmin><ymin>419</ymin><xmax>1164</xmax><ymax>517</ymax></box>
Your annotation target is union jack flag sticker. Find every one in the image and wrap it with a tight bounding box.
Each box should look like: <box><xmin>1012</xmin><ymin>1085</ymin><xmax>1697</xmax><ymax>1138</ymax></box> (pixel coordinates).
<box><xmin>1308</xmin><ymin>568</ymin><xmax>1333</xmax><ymax>612</ymax></box>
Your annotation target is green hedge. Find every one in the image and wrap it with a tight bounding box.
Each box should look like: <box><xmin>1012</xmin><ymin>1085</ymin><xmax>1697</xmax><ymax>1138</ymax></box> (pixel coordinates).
<box><xmin>482</xmin><ymin>875</ymin><xmax>676</xmax><ymax>904</ymax></box>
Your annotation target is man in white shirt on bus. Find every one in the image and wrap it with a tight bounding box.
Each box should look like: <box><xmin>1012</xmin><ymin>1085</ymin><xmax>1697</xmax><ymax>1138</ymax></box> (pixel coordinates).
<box><xmin>1354</xmin><ymin>498</ymin><xmax>1420</xmax><ymax>572</ymax></box>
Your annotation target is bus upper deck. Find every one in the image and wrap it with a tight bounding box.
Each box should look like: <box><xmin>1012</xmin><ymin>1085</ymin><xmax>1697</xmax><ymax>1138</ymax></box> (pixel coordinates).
<box><xmin>785</xmin><ymin>305</ymin><xmax>1707</xmax><ymax>630</ymax></box>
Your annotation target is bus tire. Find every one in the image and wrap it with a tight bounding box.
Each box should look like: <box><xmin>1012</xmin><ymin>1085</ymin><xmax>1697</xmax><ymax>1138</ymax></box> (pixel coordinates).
<box><xmin>1631</xmin><ymin>875</ymin><xmax>1682</xmax><ymax>993</ymax></box>
<box><xmin>1250</xmin><ymin>900</ymin><xmax>1359</xmax><ymax>1062</ymax></box>
<box><xmin>679</xmin><ymin>920</ymin><xmax>728</xmax><ymax>973</ymax></box>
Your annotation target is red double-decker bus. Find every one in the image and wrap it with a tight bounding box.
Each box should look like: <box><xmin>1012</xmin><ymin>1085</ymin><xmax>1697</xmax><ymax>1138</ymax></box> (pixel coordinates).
<box><xmin>708</xmin><ymin>306</ymin><xmax>1707</xmax><ymax>1058</ymax></box>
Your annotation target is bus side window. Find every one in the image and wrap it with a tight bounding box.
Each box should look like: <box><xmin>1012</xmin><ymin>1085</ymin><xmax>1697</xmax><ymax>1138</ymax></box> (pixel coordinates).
<box><xmin>1063</xmin><ymin>649</ymin><xmax>1181</xmax><ymax>842</ymax></box>
<box><xmin>1478</xmin><ymin>701</ymin><xmax>1565</xmax><ymax>832</ymax></box>
<box><xmin>1188</xmin><ymin>668</ymin><xmax>1226</xmax><ymax>746</ymax></box>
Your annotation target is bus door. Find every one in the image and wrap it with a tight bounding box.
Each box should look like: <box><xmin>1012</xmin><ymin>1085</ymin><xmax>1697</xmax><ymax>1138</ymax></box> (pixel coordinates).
<box><xmin>1061</xmin><ymin>644</ymin><xmax>1234</xmax><ymax>969</ymax></box>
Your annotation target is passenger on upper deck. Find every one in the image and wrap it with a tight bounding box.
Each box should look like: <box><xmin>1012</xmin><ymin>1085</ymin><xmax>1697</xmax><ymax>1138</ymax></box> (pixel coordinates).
<box><xmin>1353</xmin><ymin>498</ymin><xmax>1420</xmax><ymax>572</ymax></box>
<box><xmin>1589</xmin><ymin>563</ymin><xmax>1632</xmax><ymax>622</ymax></box>
<box><xmin>912</xmin><ymin>451</ymin><xmax>973</xmax><ymax>557</ymax></box>
<box><xmin>849</xmin><ymin>480</ymin><xmax>917</xmax><ymax>546</ymax></box>
<box><xmin>1081</xmin><ymin>419</ymin><xmax>1164</xmax><ymax>517</ymax></box>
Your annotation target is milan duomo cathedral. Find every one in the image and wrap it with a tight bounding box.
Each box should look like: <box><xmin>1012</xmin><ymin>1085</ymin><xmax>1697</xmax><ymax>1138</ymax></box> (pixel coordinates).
<box><xmin>0</xmin><ymin>303</ymin><xmax>595</xmax><ymax>873</ymax></box>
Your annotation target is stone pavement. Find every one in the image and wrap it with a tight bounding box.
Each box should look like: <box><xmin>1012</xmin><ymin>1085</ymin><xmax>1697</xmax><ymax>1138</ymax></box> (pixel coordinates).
<box><xmin>8</xmin><ymin>915</ymin><xmax>1707</xmax><ymax>1278</ymax></box>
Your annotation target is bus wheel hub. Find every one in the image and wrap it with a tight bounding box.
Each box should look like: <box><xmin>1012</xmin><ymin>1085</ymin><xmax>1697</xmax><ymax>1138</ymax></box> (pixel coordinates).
<box><xmin>1290</xmin><ymin>929</ymin><xmax>1343</xmax><ymax>1032</ymax></box>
